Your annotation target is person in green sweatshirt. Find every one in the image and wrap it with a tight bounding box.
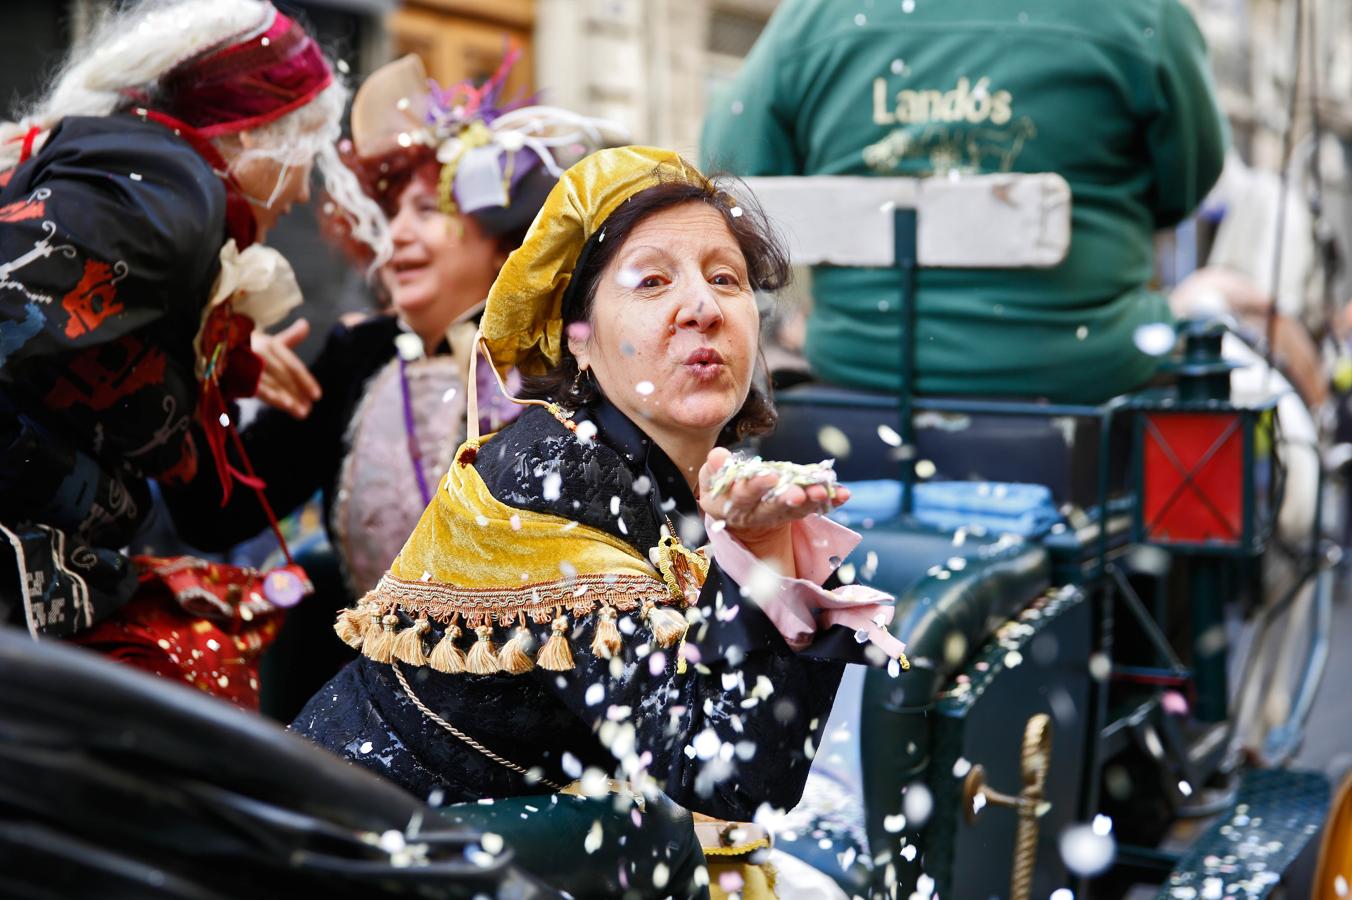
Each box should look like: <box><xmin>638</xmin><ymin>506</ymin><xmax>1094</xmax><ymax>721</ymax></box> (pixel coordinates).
<box><xmin>702</xmin><ymin>0</ymin><xmax>1227</xmax><ymax>404</ymax></box>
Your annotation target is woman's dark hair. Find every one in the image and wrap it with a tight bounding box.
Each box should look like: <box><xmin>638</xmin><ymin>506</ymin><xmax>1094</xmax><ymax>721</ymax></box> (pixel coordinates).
<box><xmin>519</xmin><ymin>174</ymin><xmax>792</xmax><ymax>445</ymax></box>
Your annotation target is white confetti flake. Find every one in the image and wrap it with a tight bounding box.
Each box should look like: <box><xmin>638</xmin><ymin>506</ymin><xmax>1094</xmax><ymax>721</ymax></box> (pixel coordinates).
<box><xmin>1075</xmin><ymin>324</ymin><xmax>1089</xmax><ymax>340</ymax></box>
<box><xmin>877</xmin><ymin>423</ymin><xmax>903</xmax><ymax>446</ymax></box>
<box><xmin>854</xmin><ymin>12</ymin><xmax>867</xmax><ymax>25</ymax></box>
<box><xmin>693</xmin><ymin>729</ymin><xmax>721</xmax><ymax>760</ymax></box>
<box><xmin>394</xmin><ymin>332</ymin><xmax>424</xmax><ymax>361</ymax></box>
<box><xmin>729</xmin><ymin>206</ymin><xmax>743</xmax><ymax>218</ymax></box>
<box><xmin>480</xmin><ymin>832</ymin><xmax>504</xmax><ymax>855</ymax></box>
<box><xmin>441</xmin><ymin>387</ymin><xmax>458</xmax><ymax>403</ymax></box>
<box><xmin>378</xmin><ymin>830</ymin><xmax>406</xmax><ymax>854</ymax></box>
<box><xmin>635</xmin><ymin>380</ymin><xmax>655</xmax><ymax>396</ymax></box>
<box><xmin>360</xmin><ymin>741</ymin><xmax>373</xmax><ymax>754</ymax></box>
<box><xmin>1133</xmin><ymin>322</ymin><xmax>1175</xmax><ymax>356</ymax></box>
<box><xmin>1050</xmin><ymin>890</ymin><xmax>1074</xmax><ymax>900</ymax></box>
<box><xmin>509</xmin><ymin>514</ymin><xmax>521</xmax><ymax>531</ymax></box>
<box><xmin>129</xmin><ymin>172</ymin><xmax>143</xmax><ymax>181</ymax></box>
<box><xmin>900</xmin><ymin>843</ymin><xmax>918</xmax><ymax>861</ymax></box>
<box><xmin>653</xmin><ymin>863</ymin><xmax>670</xmax><ymax>889</ymax></box>
<box><xmin>561</xmin><ymin>753</ymin><xmax>583</xmax><ymax>779</ymax></box>
<box><xmin>730</xmin><ymin>100</ymin><xmax>744</xmax><ymax>115</ymax></box>
<box><xmin>952</xmin><ymin>757</ymin><xmax>972</xmax><ymax>778</ymax></box>
<box><xmin>891</xmin><ymin>58</ymin><xmax>906</xmax><ymax>74</ymax></box>
<box><xmin>1059</xmin><ymin>822</ymin><xmax>1116</xmax><ymax>876</ymax></box>
<box><xmin>584</xmin><ymin>683</ymin><xmax>605</xmax><ymax>706</ymax></box>
<box><xmin>915</xmin><ymin>459</ymin><xmax>937</xmax><ymax>479</ymax></box>
<box><xmin>615</xmin><ymin>266</ymin><xmax>642</xmax><ymax>289</ymax></box>
<box><xmin>817</xmin><ymin>425</ymin><xmax>851</xmax><ymax>458</ymax></box>
<box><xmin>543</xmin><ymin>472</ymin><xmax>562</xmax><ymax>501</ymax></box>
<box><xmin>575</xmin><ymin>420</ymin><xmax>597</xmax><ymax>443</ymax></box>
<box><xmin>218</xmin><ymin>412</ymin><xmax>231</xmax><ymax>428</ymax></box>
<box><xmin>884</xmin><ymin>814</ymin><xmax>907</xmax><ymax>833</ymax></box>
<box><xmin>902</xmin><ymin>0</ymin><xmax>916</xmax><ymax>11</ymax></box>
<box><xmin>580</xmin><ymin>767</ymin><xmax>609</xmax><ymax>797</ymax></box>
<box><xmin>584</xmin><ymin>819</ymin><xmax>604</xmax><ymax>854</ymax></box>
<box><xmin>903</xmin><ymin>784</ymin><xmax>933</xmax><ymax>826</ymax></box>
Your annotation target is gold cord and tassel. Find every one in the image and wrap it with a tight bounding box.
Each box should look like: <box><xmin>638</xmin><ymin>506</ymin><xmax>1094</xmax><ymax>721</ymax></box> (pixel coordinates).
<box><xmin>393</xmin><ymin>617</ymin><xmax>431</xmax><ymax>667</ymax></box>
<box><xmin>335</xmin><ymin>603</ymin><xmax>368</xmax><ymax>649</ymax></box>
<box><xmin>590</xmin><ymin>604</ymin><xmax>623</xmax><ymax>659</ymax></box>
<box><xmin>499</xmin><ymin>626</ymin><xmax>537</xmax><ymax>674</ymax></box>
<box><xmin>428</xmin><ymin>624</ymin><xmax>467</xmax><ymax>674</ymax></box>
<box><xmin>537</xmin><ymin>615</ymin><xmax>576</xmax><ymax>671</ymax></box>
<box><xmin>358</xmin><ymin>607</ymin><xmax>384</xmax><ymax>658</ymax></box>
<box><xmin>365</xmin><ymin>613</ymin><xmax>400</xmax><ymax>664</ymax></box>
<box><xmin>643</xmin><ymin>599</ymin><xmax>688</xmax><ymax>648</ymax></box>
<box><xmin>466</xmin><ymin>625</ymin><xmax>503</xmax><ymax>675</ymax></box>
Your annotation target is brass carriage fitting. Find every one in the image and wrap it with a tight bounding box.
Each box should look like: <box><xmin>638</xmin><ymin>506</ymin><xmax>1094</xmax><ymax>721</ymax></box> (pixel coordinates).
<box><xmin>960</xmin><ymin>713</ymin><xmax>1053</xmax><ymax>900</ymax></box>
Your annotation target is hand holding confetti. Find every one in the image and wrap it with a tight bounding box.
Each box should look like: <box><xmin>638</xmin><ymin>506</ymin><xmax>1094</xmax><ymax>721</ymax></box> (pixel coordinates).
<box><xmin>698</xmin><ymin>448</ymin><xmax>849</xmax><ymax>548</ymax></box>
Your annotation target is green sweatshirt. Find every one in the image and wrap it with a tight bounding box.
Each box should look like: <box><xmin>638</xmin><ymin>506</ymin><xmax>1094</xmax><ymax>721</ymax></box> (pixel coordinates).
<box><xmin>701</xmin><ymin>0</ymin><xmax>1226</xmax><ymax>403</ymax></box>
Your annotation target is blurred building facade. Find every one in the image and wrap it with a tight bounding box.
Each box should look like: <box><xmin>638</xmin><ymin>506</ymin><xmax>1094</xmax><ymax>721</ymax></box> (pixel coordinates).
<box><xmin>8</xmin><ymin>0</ymin><xmax>1352</xmax><ymax>341</ymax></box>
<box><xmin>378</xmin><ymin>0</ymin><xmax>775</xmax><ymax>158</ymax></box>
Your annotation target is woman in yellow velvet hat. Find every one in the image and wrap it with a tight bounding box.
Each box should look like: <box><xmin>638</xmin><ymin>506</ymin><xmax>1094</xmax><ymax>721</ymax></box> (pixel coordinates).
<box><xmin>291</xmin><ymin>147</ymin><xmax>907</xmax><ymax>874</ymax></box>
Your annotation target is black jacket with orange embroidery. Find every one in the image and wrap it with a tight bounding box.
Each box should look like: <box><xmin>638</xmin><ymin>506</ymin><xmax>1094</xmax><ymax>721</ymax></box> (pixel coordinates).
<box><xmin>0</xmin><ymin>114</ymin><xmax>227</xmax><ymax>636</ymax></box>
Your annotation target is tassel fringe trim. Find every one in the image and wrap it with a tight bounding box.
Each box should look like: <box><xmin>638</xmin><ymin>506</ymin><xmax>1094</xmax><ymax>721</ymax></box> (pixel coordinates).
<box><xmin>333</xmin><ymin>590</ymin><xmax>690</xmax><ymax>676</ymax></box>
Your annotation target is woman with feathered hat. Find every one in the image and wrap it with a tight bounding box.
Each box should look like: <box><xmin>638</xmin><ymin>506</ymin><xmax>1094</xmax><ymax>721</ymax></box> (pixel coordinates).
<box><xmin>293</xmin><ymin>145</ymin><xmax>908</xmax><ymax>869</ymax></box>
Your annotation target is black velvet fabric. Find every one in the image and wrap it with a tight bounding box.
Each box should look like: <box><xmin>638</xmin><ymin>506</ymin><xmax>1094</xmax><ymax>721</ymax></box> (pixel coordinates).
<box><xmin>0</xmin><ymin>114</ymin><xmax>227</xmax><ymax>636</ymax></box>
<box><xmin>292</xmin><ymin>399</ymin><xmax>847</xmax><ymax>820</ymax></box>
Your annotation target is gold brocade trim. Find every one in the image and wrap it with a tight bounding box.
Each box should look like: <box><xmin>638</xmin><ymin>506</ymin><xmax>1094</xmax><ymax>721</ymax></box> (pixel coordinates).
<box><xmin>366</xmin><ymin>572</ymin><xmax>673</xmax><ymax>626</ymax></box>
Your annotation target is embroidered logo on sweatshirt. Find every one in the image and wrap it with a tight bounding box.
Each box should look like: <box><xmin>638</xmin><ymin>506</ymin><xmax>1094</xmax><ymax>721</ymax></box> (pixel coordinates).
<box><xmin>865</xmin><ymin>75</ymin><xmax>1035</xmax><ymax>175</ymax></box>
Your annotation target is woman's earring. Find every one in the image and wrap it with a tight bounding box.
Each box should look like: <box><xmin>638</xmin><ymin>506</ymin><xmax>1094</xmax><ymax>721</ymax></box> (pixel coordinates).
<box><xmin>571</xmin><ymin>368</ymin><xmax>588</xmax><ymax>398</ymax></box>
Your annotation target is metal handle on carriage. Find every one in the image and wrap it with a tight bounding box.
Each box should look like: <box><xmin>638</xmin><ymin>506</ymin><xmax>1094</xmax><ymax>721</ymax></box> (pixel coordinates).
<box><xmin>961</xmin><ymin>713</ymin><xmax>1053</xmax><ymax>900</ymax></box>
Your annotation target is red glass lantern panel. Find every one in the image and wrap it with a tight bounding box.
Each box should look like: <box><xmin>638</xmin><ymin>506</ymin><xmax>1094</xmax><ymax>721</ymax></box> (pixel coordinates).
<box><xmin>1142</xmin><ymin>412</ymin><xmax>1244</xmax><ymax>546</ymax></box>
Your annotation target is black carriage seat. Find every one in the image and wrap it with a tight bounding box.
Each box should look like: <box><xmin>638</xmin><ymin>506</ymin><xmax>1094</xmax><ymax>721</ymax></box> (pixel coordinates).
<box><xmin>760</xmin><ymin>382</ymin><xmax>1117</xmax><ymax>508</ymax></box>
<box><xmin>0</xmin><ymin>629</ymin><xmax>706</xmax><ymax>900</ymax></box>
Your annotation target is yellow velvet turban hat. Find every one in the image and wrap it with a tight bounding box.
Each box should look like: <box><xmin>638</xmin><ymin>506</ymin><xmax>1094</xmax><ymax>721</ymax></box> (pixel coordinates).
<box><xmin>477</xmin><ymin>145</ymin><xmax>710</xmax><ymax>384</ymax></box>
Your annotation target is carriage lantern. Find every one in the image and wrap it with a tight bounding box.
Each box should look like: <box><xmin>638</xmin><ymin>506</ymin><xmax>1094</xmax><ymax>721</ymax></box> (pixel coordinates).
<box><xmin>1133</xmin><ymin>320</ymin><xmax>1277</xmax><ymax>556</ymax></box>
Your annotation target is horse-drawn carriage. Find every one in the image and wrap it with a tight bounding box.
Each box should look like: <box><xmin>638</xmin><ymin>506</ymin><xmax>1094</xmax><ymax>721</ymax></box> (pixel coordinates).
<box><xmin>750</xmin><ymin>172</ymin><xmax>1340</xmax><ymax>899</ymax></box>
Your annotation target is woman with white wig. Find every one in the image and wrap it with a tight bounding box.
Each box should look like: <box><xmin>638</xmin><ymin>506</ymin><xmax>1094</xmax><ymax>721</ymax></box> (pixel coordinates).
<box><xmin>0</xmin><ymin>0</ymin><xmax>382</xmax><ymax>707</ymax></box>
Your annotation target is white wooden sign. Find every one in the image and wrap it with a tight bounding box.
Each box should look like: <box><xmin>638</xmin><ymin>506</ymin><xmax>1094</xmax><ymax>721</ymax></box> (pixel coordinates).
<box><xmin>739</xmin><ymin>173</ymin><xmax>1072</xmax><ymax>269</ymax></box>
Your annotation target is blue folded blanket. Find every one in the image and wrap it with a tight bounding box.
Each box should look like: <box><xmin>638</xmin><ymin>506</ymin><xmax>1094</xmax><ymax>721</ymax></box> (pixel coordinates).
<box><xmin>832</xmin><ymin>480</ymin><xmax>1062</xmax><ymax>538</ymax></box>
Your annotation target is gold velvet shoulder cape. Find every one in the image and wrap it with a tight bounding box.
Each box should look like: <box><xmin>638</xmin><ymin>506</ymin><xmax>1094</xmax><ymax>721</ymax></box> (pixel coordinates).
<box><xmin>333</xmin><ymin>435</ymin><xmax>690</xmax><ymax>676</ymax></box>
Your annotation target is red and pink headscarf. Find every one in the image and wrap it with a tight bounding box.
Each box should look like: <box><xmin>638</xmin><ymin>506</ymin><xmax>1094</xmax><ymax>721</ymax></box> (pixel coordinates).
<box><xmin>155</xmin><ymin>7</ymin><xmax>333</xmax><ymax>138</ymax></box>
